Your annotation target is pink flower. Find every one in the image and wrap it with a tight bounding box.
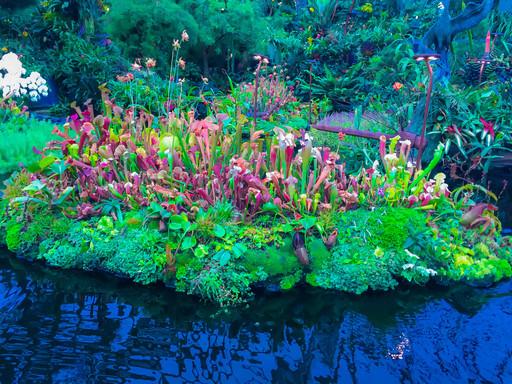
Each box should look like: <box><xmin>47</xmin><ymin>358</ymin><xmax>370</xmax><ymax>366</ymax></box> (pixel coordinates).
<box><xmin>392</xmin><ymin>82</ymin><xmax>404</xmax><ymax>91</ymax></box>
<box><xmin>480</xmin><ymin>118</ymin><xmax>495</xmax><ymax>139</ymax></box>
<box><xmin>131</xmin><ymin>60</ymin><xmax>142</xmax><ymax>71</ymax></box>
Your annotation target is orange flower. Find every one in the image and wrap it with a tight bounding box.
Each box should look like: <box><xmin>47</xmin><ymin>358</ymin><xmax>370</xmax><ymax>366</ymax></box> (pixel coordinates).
<box><xmin>116</xmin><ymin>73</ymin><xmax>134</xmax><ymax>83</ymax></box>
<box><xmin>181</xmin><ymin>30</ymin><xmax>189</xmax><ymax>42</ymax></box>
<box><xmin>145</xmin><ymin>58</ymin><xmax>156</xmax><ymax>69</ymax></box>
<box><xmin>392</xmin><ymin>82</ymin><xmax>404</xmax><ymax>91</ymax></box>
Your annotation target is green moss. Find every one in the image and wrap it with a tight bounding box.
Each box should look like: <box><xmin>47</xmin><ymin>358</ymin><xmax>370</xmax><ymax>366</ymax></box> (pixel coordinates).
<box><xmin>279</xmin><ymin>270</ymin><xmax>302</xmax><ymax>291</ymax></box>
<box><xmin>338</xmin><ymin>207</ymin><xmax>427</xmax><ymax>250</ymax></box>
<box><xmin>2</xmin><ymin>209</ymin><xmax>73</xmax><ymax>254</ymax></box>
<box><xmin>451</xmin><ymin>256</ymin><xmax>512</xmax><ymax>283</ymax></box>
<box><xmin>5</xmin><ymin>220</ymin><xmax>23</xmax><ymax>252</ymax></box>
<box><xmin>124</xmin><ymin>211</ymin><xmax>145</xmax><ymax>228</ymax></box>
<box><xmin>241</xmin><ymin>237</ymin><xmax>300</xmax><ymax>277</ymax></box>
<box><xmin>375</xmin><ymin>208</ymin><xmax>427</xmax><ymax>249</ymax></box>
<box><xmin>308</xmin><ymin>238</ymin><xmax>331</xmax><ymax>271</ymax></box>
<box><xmin>305</xmin><ymin>273</ymin><xmax>320</xmax><ymax>287</ymax></box>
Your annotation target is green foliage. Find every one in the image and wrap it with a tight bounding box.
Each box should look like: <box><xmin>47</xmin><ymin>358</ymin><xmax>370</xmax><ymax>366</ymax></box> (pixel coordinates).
<box><xmin>0</xmin><ymin>0</ymin><xmax>125</xmax><ymax>107</ymax></box>
<box><xmin>3</xmin><ymin>208</ymin><xmax>71</xmax><ymax>254</ymax></box>
<box><xmin>0</xmin><ymin>110</ymin><xmax>56</xmax><ymax>174</ymax></box>
<box><xmin>38</xmin><ymin>239</ymin><xmax>80</xmax><ymax>269</ymax></box>
<box><xmin>106</xmin><ymin>0</ymin><xmax>277</xmax><ymax>78</ymax></box>
<box><xmin>313</xmin><ymin>241</ymin><xmax>402</xmax><ymax>294</ymax></box>
<box><xmin>177</xmin><ymin>259</ymin><xmax>255</xmax><ymax>307</ymax></box>
<box><xmin>307</xmin><ymin>237</ymin><xmax>331</xmax><ymax>271</ymax></box>
<box><xmin>49</xmin><ymin>32</ymin><xmax>125</xmax><ymax>105</ymax></box>
<box><xmin>237</xmin><ymin>225</ymin><xmax>286</xmax><ymax>249</ymax></box>
<box><xmin>432</xmin><ymin>84</ymin><xmax>512</xmax><ymax>176</ymax></box>
<box><xmin>338</xmin><ymin>207</ymin><xmax>428</xmax><ymax>250</ymax></box>
<box><xmin>90</xmin><ymin>227</ymin><xmax>166</xmax><ymax>284</ymax></box>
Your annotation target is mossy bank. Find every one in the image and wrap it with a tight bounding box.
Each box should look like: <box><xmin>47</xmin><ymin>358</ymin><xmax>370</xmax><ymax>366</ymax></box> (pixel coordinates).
<box><xmin>2</xmin><ymin>196</ymin><xmax>510</xmax><ymax>306</ymax></box>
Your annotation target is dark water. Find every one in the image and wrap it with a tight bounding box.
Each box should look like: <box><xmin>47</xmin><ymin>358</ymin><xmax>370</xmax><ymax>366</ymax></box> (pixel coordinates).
<box><xmin>1</xmin><ymin>250</ymin><xmax>512</xmax><ymax>384</ymax></box>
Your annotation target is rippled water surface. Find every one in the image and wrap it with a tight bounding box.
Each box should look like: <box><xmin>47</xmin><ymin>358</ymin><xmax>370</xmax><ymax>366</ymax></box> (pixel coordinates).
<box><xmin>1</xmin><ymin>250</ymin><xmax>512</xmax><ymax>384</ymax></box>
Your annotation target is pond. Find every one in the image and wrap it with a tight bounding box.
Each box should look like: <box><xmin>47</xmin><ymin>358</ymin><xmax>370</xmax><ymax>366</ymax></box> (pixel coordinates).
<box><xmin>0</xmin><ymin>249</ymin><xmax>511</xmax><ymax>384</ymax></box>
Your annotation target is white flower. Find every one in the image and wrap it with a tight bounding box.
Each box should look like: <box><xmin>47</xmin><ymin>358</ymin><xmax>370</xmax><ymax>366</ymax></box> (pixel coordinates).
<box><xmin>0</xmin><ymin>53</ymin><xmax>49</xmax><ymax>102</ymax></box>
<box><xmin>229</xmin><ymin>165</ymin><xmax>243</xmax><ymax>177</ymax></box>
<box><xmin>274</xmin><ymin>127</ymin><xmax>295</xmax><ymax>148</ymax></box>
<box><xmin>29</xmin><ymin>90</ymin><xmax>39</xmax><ymax>101</ymax></box>
<box><xmin>405</xmin><ymin>249</ymin><xmax>420</xmax><ymax>259</ymax></box>
<box><xmin>266</xmin><ymin>171</ymin><xmax>280</xmax><ymax>179</ymax></box>
<box><xmin>384</xmin><ymin>153</ymin><xmax>398</xmax><ymax>162</ymax></box>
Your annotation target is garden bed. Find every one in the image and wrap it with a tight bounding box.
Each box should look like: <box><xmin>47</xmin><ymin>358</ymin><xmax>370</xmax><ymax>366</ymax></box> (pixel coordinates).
<box><xmin>1</xmin><ymin>62</ymin><xmax>511</xmax><ymax>306</ymax></box>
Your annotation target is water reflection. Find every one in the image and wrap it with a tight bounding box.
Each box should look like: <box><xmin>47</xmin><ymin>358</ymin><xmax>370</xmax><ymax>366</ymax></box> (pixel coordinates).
<box><xmin>1</xmin><ymin>250</ymin><xmax>511</xmax><ymax>383</ymax></box>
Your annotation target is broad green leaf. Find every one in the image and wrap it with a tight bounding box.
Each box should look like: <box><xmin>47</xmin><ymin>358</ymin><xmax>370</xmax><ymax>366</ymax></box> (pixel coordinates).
<box><xmin>181</xmin><ymin>236</ymin><xmax>197</xmax><ymax>250</ymax></box>
<box><xmin>300</xmin><ymin>217</ymin><xmax>317</xmax><ymax>231</ymax></box>
<box><xmin>194</xmin><ymin>245</ymin><xmax>209</xmax><ymax>258</ymax></box>
<box><xmin>214</xmin><ymin>250</ymin><xmax>231</xmax><ymax>267</ymax></box>
<box><xmin>39</xmin><ymin>156</ymin><xmax>58</xmax><ymax>171</ymax></box>
<box><xmin>213</xmin><ymin>224</ymin><xmax>226</xmax><ymax>238</ymax></box>
<box><xmin>50</xmin><ymin>160</ymin><xmax>69</xmax><ymax>175</ymax></box>
<box><xmin>231</xmin><ymin>243</ymin><xmax>247</xmax><ymax>258</ymax></box>
<box><xmin>53</xmin><ymin>186</ymin><xmax>74</xmax><ymax>206</ymax></box>
<box><xmin>23</xmin><ymin>180</ymin><xmax>47</xmax><ymax>192</ymax></box>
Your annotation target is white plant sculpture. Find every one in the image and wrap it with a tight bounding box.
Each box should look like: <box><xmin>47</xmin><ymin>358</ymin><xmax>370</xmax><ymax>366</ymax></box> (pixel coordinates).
<box><xmin>0</xmin><ymin>53</ymin><xmax>49</xmax><ymax>102</ymax></box>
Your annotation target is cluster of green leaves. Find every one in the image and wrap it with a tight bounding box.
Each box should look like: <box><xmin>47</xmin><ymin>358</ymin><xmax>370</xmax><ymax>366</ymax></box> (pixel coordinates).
<box><xmin>270</xmin><ymin>2</ymin><xmax>435</xmax><ymax>109</ymax></box>
<box><xmin>105</xmin><ymin>0</ymin><xmax>283</xmax><ymax>81</ymax></box>
<box><xmin>307</xmin><ymin>207</ymin><xmax>435</xmax><ymax>293</ymax></box>
<box><xmin>427</xmin><ymin>198</ymin><xmax>512</xmax><ymax>284</ymax></box>
<box><xmin>306</xmin><ymin>205</ymin><xmax>512</xmax><ymax>293</ymax></box>
<box><xmin>0</xmin><ymin>108</ymin><xmax>56</xmax><ymax>174</ymax></box>
<box><xmin>431</xmin><ymin>84</ymin><xmax>512</xmax><ymax>176</ymax></box>
<box><xmin>49</xmin><ymin>33</ymin><xmax>125</xmax><ymax>106</ymax></box>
